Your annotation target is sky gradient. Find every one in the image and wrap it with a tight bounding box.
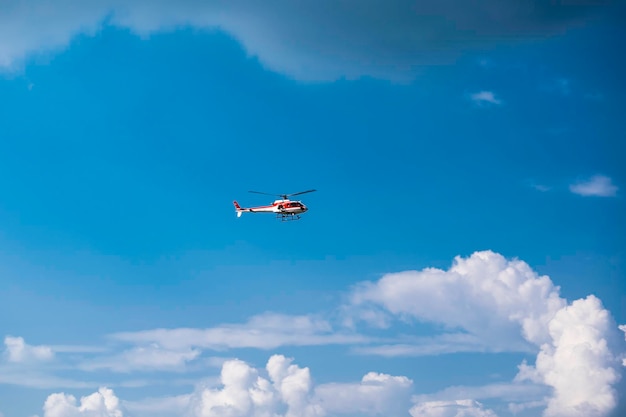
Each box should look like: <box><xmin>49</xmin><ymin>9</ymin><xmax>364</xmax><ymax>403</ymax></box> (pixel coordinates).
<box><xmin>1</xmin><ymin>1</ymin><xmax>625</xmax><ymax>417</ymax></box>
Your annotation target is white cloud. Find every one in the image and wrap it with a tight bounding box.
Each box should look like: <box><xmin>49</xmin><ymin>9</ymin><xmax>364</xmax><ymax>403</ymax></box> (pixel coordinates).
<box><xmin>187</xmin><ymin>355</ymin><xmax>324</xmax><ymax>417</ymax></box>
<box><xmin>569</xmin><ymin>175</ymin><xmax>618</xmax><ymax>197</ymax></box>
<box><xmin>410</xmin><ymin>399</ymin><xmax>497</xmax><ymax>417</ymax></box>
<box><xmin>4</xmin><ymin>336</ymin><xmax>54</xmax><ymax>363</ymax></box>
<box><xmin>50</xmin><ymin>345</ymin><xmax>109</xmax><ymax>354</ymax></box>
<box><xmin>315</xmin><ymin>372</ymin><xmax>413</xmax><ymax>416</ymax></box>
<box><xmin>516</xmin><ymin>296</ymin><xmax>622</xmax><ymax>417</ymax></box>
<box><xmin>111</xmin><ymin>312</ymin><xmax>367</xmax><ymax>351</ymax></box>
<box><xmin>50</xmin><ymin>355</ymin><xmax>414</xmax><ymax>417</ymax></box>
<box><xmin>0</xmin><ymin>1</ymin><xmax>614</xmax><ymax>81</ymax></box>
<box><xmin>352</xmin><ymin>332</ymin><xmax>534</xmax><ymax>357</ymax></box>
<box><xmin>81</xmin><ymin>344</ymin><xmax>201</xmax><ymax>372</ymax></box>
<box><xmin>22</xmin><ymin>252</ymin><xmax>626</xmax><ymax>417</ymax></box>
<box><xmin>0</xmin><ymin>371</ymin><xmax>94</xmax><ymax>389</ymax></box>
<box><xmin>350</xmin><ymin>251</ymin><xmax>625</xmax><ymax>417</ymax></box>
<box><xmin>412</xmin><ymin>381</ymin><xmax>549</xmax><ymax>417</ymax></box>
<box><xmin>351</xmin><ymin>251</ymin><xmax>565</xmax><ymax>349</ymax></box>
<box><xmin>123</xmin><ymin>394</ymin><xmax>192</xmax><ymax>417</ymax></box>
<box><xmin>413</xmin><ymin>381</ymin><xmax>547</xmax><ymax>404</ymax></box>
<box><xmin>43</xmin><ymin>387</ymin><xmax>123</xmax><ymax>417</ymax></box>
<box><xmin>470</xmin><ymin>91</ymin><xmax>502</xmax><ymax>105</ymax></box>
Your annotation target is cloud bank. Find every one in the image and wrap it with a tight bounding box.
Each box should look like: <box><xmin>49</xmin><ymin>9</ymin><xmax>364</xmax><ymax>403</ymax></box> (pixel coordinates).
<box><xmin>0</xmin><ymin>0</ymin><xmax>617</xmax><ymax>80</ymax></box>
<box><xmin>15</xmin><ymin>251</ymin><xmax>626</xmax><ymax>417</ymax></box>
<box><xmin>44</xmin><ymin>355</ymin><xmax>415</xmax><ymax>417</ymax></box>
<box><xmin>350</xmin><ymin>251</ymin><xmax>625</xmax><ymax>417</ymax></box>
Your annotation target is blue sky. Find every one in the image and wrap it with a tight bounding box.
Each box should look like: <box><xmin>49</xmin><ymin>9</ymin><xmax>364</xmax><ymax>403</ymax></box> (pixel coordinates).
<box><xmin>1</xmin><ymin>1</ymin><xmax>625</xmax><ymax>417</ymax></box>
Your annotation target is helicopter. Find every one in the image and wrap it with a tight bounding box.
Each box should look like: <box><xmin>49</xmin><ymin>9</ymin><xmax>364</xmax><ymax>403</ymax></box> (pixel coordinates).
<box><xmin>233</xmin><ymin>189</ymin><xmax>316</xmax><ymax>221</ymax></box>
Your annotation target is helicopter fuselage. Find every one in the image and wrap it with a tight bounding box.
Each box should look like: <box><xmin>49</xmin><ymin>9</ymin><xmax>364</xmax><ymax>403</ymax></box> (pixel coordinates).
<box><xmin>233</xmin><ymin>199</ymin><xmax>308</xmax><ymax>217</ymax></box>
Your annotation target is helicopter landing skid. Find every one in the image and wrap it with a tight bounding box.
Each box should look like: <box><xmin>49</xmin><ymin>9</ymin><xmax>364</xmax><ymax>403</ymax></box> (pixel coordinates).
<box><xmin>277</xmin><ymin>213</ymin><xmax>301</xmax><ymax>222</ymax></box>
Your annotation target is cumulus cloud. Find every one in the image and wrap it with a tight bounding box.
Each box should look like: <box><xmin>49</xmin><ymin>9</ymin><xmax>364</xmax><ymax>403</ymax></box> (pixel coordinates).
<box><xmin>178</xmin><ymin>356</ymin><xmax>317</xmax><ymax>416</ymax></box>
<box><xmin>569</xmin><ymin>175</ymin><xmax>618</xmax><ymax>197</ymax></box>
<box><xmin>3</xmin><ymin>336</ymin><xmax>54</xmax><ymax>363</ymax></box>
<box><xmin>410</xmin><ymin>399</ymin><xmax>497</xmax><ymax>417</ymax></box>
<box><xmin>351</xmin><ymin>251</ymin><xmax>566</xmax><ymax>350</ymax></box>
<box><xmin>43</xmin><ymin>387</ymin><xmax>123</xmax><ymax>417</ymax></box>
<box><xmin>0</xmin><ymin>0</ymin><xmax>616</xmax><ymax>80</ymax></box>
<box><xmin>350</xmin><ymin>251</ymin><xmax>625</xmax><ymax>417</ymax></box>
<box><xmin>111</xmin><ymin>313</ymin><xmax>367</xmax><ymax>351</ymax></box>
<box><xmin>47</xmin><ymin>356</ymin><xmax>414</xmax><ymax>417</ymax></box>
<box><xmin>470</xmin><ymin>91</ymin><xmax>503</xmax><ymax>105</ymax></box>
<box><xmin>516</xmin><ymin>296</ymin><xmax>622</xmax><ymax>417</ymax></box>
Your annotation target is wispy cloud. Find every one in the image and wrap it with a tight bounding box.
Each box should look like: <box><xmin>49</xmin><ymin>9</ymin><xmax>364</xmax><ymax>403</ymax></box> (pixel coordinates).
<box><xmin>524</xmin><ymin>179</ymin><xmax>551</xmax><ymax>193</ymax></box>
<box><xmin>410</xmin><ymin>400</ymin><xmax>497</xmax><ymax>417</ymax></box>
<box><xmin>3</xmin><ymin>336</ymin><xmax>54</xmax><ymax>363</ymax></box>
<box><xmin>352</xmin><ymin>332</ymin><xmax>534</xmax><ymax>357</ymax></box>
<box><xmin>532</xmin><ymin>184</ymin><xmax>550</xmax><ymax>192</ymax></box>
<box><xmin>80</xmin><ymin>346</ymin><xmax>202</xmax><ymax>373</ymax></box>
<box><xmin>469</xmin><ymin>91</ymin><xmax>502</xmax><ymax>106</ymax></box>
<box><xmin>412</xmin><ymin>381</ymin><xmax>548</xmax><ymax>404</ymax></box>
<box><xmin>0</xmin><ymin>369</ymin><xmax>94</xmax><ymax>389</ymax></box>
<box><xmin>123</xmin><ymin>394</ymin><xmax>192</xmax><ymax>417</ymax></box>
<box><xmin>569</xmin><ymin>175</ymin><xmax>618</xmax><ymax>197</ymax></box>
<box><xmin>110</xmin><ymin>312</ymin><xmax>369</xmax><ymax>352</ymax></box>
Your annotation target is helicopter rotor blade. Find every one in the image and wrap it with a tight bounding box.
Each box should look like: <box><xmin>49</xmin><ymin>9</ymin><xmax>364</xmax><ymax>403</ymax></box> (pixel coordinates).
<box><xmin>286</xmin><ymin>189</ymin><xmax>317</xmax><ymax>197</ymax></box>
<box><xmin>248</xmin><ymin>189</ymin><xmax>317</xmax><ymax>200</ymax></box>
<box><xmin>248</xmin><ymin>190</ymin><xmax>280</xmax><ymax>197</ymax></box>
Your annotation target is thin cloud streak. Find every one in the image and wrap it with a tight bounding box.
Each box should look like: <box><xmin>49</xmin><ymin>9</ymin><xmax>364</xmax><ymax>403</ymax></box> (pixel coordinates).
<box><xmin>111</xmin><ymin>312</ymin><xmax>370</xmax><ymax>351</ymax></box>
<box><xmin>470</xmin><ymin>91</ymin><xmax>503</xmax><ymax>105</ymax></box>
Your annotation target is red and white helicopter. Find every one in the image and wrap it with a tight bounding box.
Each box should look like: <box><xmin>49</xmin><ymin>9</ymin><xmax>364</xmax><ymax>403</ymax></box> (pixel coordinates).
<box><xmin>233</xmin><ymin>189</ymin><xmax>316</xmax><ymax>221</ymax></box>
